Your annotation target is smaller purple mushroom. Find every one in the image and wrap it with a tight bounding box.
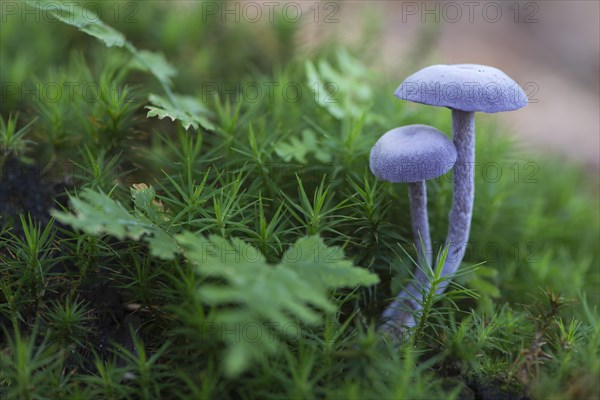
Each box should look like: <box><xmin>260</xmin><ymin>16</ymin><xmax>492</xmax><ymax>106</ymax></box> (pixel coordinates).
<box><xmin>370</xmin><ymin>125</ymin><xmax>457</xmax><ymax>335</ymax></box>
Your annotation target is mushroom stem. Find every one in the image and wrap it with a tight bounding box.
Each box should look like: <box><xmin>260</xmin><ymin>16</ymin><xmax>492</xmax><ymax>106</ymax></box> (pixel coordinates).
<box><xmin>408</xmin><ymin>180</ymin><xmax>432</xmax><ymax>268</ymax></box>
<box><xmin>379</xmin><ymin>111</ymin><xmax>475</xmax><ymax>340</ymax></box>
<box><xmin>439</xmin><ymin>109</ymin><xmax>475</xmax><ymax>290</ymax></box>
<box><xmin>379</xmin><ymin>181</ymin><xmax>432</xmax><ymax>338</ymax></box>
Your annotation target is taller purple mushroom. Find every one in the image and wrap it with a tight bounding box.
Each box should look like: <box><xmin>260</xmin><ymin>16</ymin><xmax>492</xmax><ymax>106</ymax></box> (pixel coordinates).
<box><xmin>383</xmin><ymin>64</ymin><xmax>528</xmax><ymax>336</ymax></box>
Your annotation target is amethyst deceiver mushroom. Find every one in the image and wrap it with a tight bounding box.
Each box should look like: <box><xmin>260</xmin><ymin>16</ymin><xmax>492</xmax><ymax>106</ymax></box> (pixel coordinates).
<box><xmin>387</xmin><ymin>64</ymin><xmax>527</xmax><ymax>332</ymax></box>
<box><xmin>370</xmin><ymin>125</ymin><xmax>457</xmax><ymax>332</ymax></box>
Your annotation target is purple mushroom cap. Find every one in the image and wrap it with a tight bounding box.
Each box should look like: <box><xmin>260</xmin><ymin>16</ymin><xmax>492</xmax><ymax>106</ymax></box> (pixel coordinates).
<box><xmin>370</xmin><ymin>125</ymin><xmax>457</xmax><ymax>183</ymax></box>
<box><xmin>394</xmin><ymin>64</ymin><xmax>528</xmax><ymax>113</ymax></box>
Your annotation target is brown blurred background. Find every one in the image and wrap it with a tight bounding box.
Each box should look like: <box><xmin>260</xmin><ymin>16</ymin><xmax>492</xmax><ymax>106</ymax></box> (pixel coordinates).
<box><xmin>301</xmin><ymin>0</ymin><xmax>599</xmax><ymax>169</ymax></box>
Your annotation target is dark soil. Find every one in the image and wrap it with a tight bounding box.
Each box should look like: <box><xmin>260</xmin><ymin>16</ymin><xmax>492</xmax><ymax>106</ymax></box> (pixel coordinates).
<box><xmin>0</xmin><ymin>157</ymin><xmax>59</xmax><ymax>231</ymax></box>
<box><xmin>0</xmin><ymin>157</ymin><xmax>140</xmax><ymax>370</ymax></box>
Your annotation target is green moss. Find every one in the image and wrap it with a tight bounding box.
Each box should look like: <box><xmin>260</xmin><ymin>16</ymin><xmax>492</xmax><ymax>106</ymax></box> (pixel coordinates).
<box><xmin>1</xmin><ymin>2</ymin><xmax>598</xmax><ymax>399</ymax></box>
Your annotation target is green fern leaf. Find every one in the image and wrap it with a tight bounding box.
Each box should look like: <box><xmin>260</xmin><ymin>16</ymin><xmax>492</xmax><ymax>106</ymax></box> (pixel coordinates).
<box><xmin>175</xmin><ymin>232</ymin><xmax>379</xmax><ymax>376</ymax></box>
<box><xmin>53</xmin><ymin>188</ymin><xmax>378</xmax><ymax>376</ymax></box>
<box><xmin>130</xmin><ymin>50</ymin><xmax>177</xmax><ymax>86</ymax></box>
<box><xmin>146</xmin><ymin>94</ymin><xmax>215</xmax><ymax>131</ymax></box>
<box><xmin>27</xmin><ymin>1</ymin><xmax>126</xmax><ymax>47</ymax></box>
<box><xmin>51</xmin><ymin>188</ymin><xmax>178</xmax><ymax>259</ymax></box>
<box><xmin>274</xmin><ymin>129</ymin><xmax>331</xmax><ymax>164</ymax></box>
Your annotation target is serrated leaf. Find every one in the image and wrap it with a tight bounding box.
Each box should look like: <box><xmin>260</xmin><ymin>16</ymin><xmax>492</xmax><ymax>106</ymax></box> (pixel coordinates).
<box><xmin>52</xmin><ymin>187</ymin><xmax>378</xmax><ymax>378</ymax></box>
<box><xmin>51</xmin><ymin>188</ymin><xmax>178</xmax><ymax>259</ymax></box>
<box><xmin>274</xmin><ymin>129</ymin><xmax>331</xmax><ymax>164</ymax></box>
<box><xmin>27</xmin><ymin>1</ymin><xmax>216</xmax><ymax>134</ymax></box>
<box><xmin>131</xmin><ymin>184</ymin><xmax>170</xmax><ymax>228</ymax></box>
<box><xmin>274</xmin><ymin>136</ymin><xmax>306</xmax><ymax>163</ymax></box>
<box><xmin>175</xmin><ymin>233</ymin><xmax>378</xmax><ymax>376</ymax></box>
<box><xmin>52</xmin><ymin>190</ymin><xmax>143</xmax><ymax>239</ymax></box>
<box><xmin>130</xmin><ymin>50</ymin><xmax>177</xmax><ymax>86</ymax></box>
<box><xmin>28</xmin><ymin>1</ymin><xmax>126</xmax><ymax>47</ymax></box>
<box><xmin>305</xmin><ymin>49</ymin><xmax>374</xmax><ymax>120</ymax></box>
<box><xmin>305</xmin><ymin>60</ymin><xmax>345</xmax><ymax>120</ymax></box>
<box><xmin>281</xmin><ymin>236</ymin><xmax>380</xmax><ymax>289</ymax></box>
<box><xmin>131</xmin><ymin>184</ymin><xmax>157</xmax><ymax>211</ymax></box>
<box><xmin>146</xmin><ymin>94</ymin><xmax>214</xmax><ymax>131</ymax></box>
<box><xmin>80</xmin><ymin>23</ymin><xmax>126</xmax><ymax>47</ymax></box>
<box><xmin>144</xmin><ymin>230</ymin><xmax>179</xmax><ymax>259</ymax></box>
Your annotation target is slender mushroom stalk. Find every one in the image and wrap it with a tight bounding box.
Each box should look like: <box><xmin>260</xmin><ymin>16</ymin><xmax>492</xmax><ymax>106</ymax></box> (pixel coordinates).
<box><xmin>378</xmin><ymin>181</ymin><xmax>432</xmax><ymax>336</ymax></box>
<box><xmin>369</xmin><ymin>125</ymin><xmax>457</xmax><ymax>338</ymax></box>
<box><xmin>441</xmin><ymin>109</ymin><xmax>475</xmax><ymax>286</ymax></box>
<box><xmin>384</xmin><ymin>64</ymin><xmax>528</xmax><ymax>338</ymax></box>
<box><xmin>408</xmin><ymin>180</ymin><xmax>432</xmax><ymax>268</ymax></box>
